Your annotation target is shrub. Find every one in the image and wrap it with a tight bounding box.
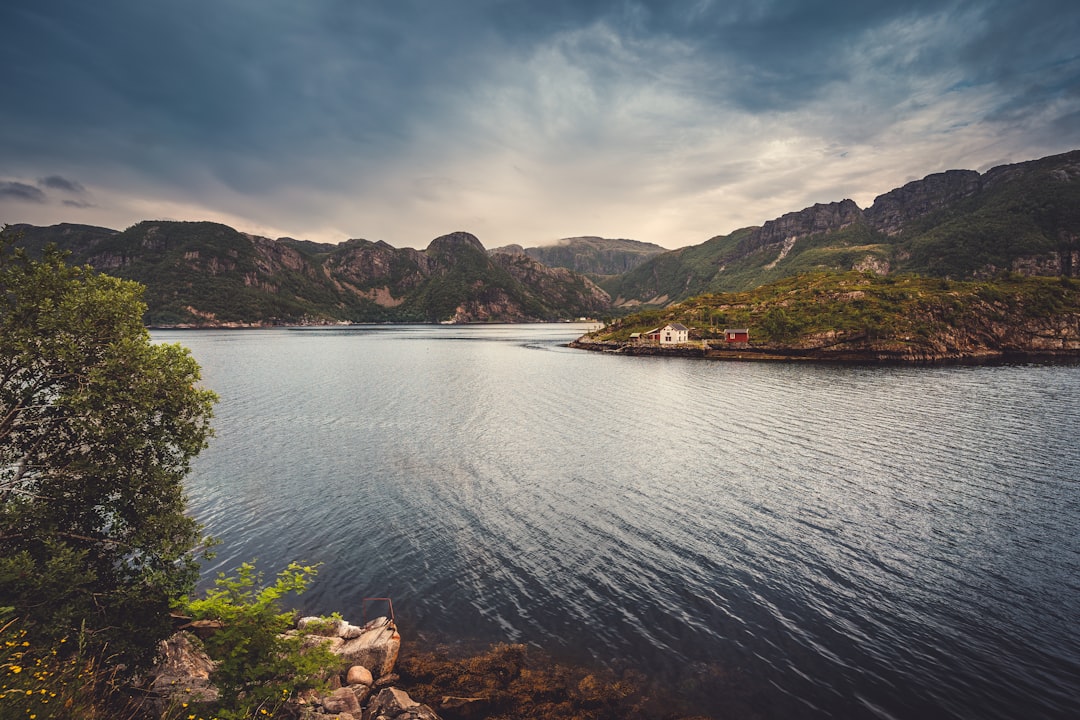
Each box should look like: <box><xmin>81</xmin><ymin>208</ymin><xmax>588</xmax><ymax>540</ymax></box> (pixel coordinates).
<box><xmin>181</xmin><ymin>562</ymin><xmax>339</xmax><ymax>720</ymax></box>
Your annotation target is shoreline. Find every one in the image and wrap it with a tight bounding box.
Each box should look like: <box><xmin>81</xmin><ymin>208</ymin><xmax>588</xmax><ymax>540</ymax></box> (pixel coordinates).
<box><xmin>567</xmin><ymin>337</ymin><xmax>1080</xmax><ymax>366</ymax></box>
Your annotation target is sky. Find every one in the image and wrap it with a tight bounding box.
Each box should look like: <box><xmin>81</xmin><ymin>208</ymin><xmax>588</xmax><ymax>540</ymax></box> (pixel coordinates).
<box><xmin>1</xmin><ymin>1</ymin><xmax>1078</xmax><ymax>250</ymax></box>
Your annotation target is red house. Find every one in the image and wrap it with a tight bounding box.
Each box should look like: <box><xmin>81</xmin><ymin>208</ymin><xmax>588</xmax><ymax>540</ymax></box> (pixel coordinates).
<box><xmin>723</xmin><ymin>328</ymin><xmax>749</xmax><ymax>343</ymax></box>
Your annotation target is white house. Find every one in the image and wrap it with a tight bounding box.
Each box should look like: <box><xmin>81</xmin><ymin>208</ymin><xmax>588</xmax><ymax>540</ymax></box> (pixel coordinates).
<box><xmin>657</xmin><ymin>323</ymin><xmax>689</xmax><ymax>345</ymax></box>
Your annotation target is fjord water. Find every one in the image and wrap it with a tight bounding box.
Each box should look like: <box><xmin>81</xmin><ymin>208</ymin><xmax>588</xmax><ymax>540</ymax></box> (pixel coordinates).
<box><xmin>157</xmin><ymin>325</ymin><xmax>1080</xmax><ymax>719</ymax></box>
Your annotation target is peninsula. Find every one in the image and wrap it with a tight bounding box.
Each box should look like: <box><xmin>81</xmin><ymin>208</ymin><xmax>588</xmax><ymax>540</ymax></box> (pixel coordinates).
<box><xmin>571</xmin><ymin>271</ymin><xmax>1080</xmax><ymax>363</ymax></box>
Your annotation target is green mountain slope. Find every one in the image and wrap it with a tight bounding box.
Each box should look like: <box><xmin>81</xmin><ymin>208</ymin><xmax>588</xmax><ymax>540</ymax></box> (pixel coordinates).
<box><xmin>609</xmin><ymin>150</ymin><xmax>1080</xmax><ymax>307</ymax></box>
<box><xmin>3</xmin><ymin>223</ymin><xmax>610</xmax><ymax>325</ymax></box>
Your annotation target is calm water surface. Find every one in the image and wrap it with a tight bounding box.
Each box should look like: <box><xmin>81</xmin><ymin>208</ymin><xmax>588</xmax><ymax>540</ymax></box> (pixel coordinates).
<box><xmin>155</xmin><ymin>325</ymin><xmax>1080</xmax><ymax>719</ymax></box>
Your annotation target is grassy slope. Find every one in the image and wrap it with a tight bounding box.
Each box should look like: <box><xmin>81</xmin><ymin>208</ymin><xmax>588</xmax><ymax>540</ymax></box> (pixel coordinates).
<box><xmin>590</xmin><ymin>271</ymin><xmax>1080</xmax><ymax>357</ymax></box>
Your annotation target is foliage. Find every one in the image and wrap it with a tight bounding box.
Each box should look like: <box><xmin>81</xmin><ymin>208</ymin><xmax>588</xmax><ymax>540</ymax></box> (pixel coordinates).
<box><xmin>181</xmin><ymin>562</ymin><xmax>339</xmax><ymax>720</ymax></box>
<box><xmin>591</xmin><ymin>270</ymin><xmax>1080</xmax><ymax>351</ymax></box>
<box><xmin>0</xmin><ymin>612</ymin><xmax>149</xmax><ymax>720</ymax></box>
<box><xmin>0</xmin><ymin>237</ymin><xmax>217</xmax><ymax>673</ymax></box>
<box><xmin>605</xmin><ymin>151</ymin><xmax>1080</xmax><ymax>307</ymax></box>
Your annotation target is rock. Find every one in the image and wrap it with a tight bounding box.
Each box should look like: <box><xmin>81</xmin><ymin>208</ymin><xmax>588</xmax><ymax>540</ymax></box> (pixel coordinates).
<box><xmin>321</xmin><ymin>686</ymin><xmax>362</xmax><ymax>715</ymax></box>
<box><xmin>334</xmin><ymin>617</ymin><xmax>400</xmax><ymax>678</ymax></box>
<box><xmin>340</xmin><ymin>622</ymin><xmax>366</xmax><ymax>639</ymax></box>
<box><xmin>300</xmin><ymin>711</ymin><xmax>354</xmax><ymax>720</ymax></box>
<box><xmin>365</xmin><ymin>687</ymin><xmax>441</xmax><ymax>720</ymax></box>
<box><xmin>145</xmin><ymin>632</ymin><xmax>218</xmax><ymax>713</ymax></box>
<box><xmin>372</xmin><ymin>672</ymin><xmax>400</xmax><ymax>689</ymax></box>
<box><xmin>298</xmin><ymin>615</ymin><xmax>370</xmax><ymax>639</ymax></box>
<box><xmin>440</xmin><ymin>695</ymin><xmax>489</xmax><ymax>718</ymax></box>
<box><xmin>298</xmin><ymin>615</ymin><xmax>346</xmax><ymax>636</ymax></box>
<box><xmin>865</xmin><ymin>169</ymin><xmax>981</xmax><ymax>235</ymax></box>
<box><xmin>349</xmin><ymin>681</ymin><xmax>374</xmax><ymax>707</ymax></box>
<box><xmin>738</xmin><ymin>199</ymin><xmax>864</xmax><ymax>257</ymax></box>
<box><xmin>347</xmin><ymin>664</ymin><xmax>373</xmax><ymax>686</ymax></box>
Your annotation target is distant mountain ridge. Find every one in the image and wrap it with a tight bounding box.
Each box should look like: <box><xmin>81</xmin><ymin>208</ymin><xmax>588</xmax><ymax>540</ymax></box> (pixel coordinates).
<box><xmin>3</xmin><ymin>223</ymin><xmax>610</xmax><ymax>325</ymax></box>
<box><xmin>490</xmin><ymin>236</ymin><xmax>667</xmax><ymax>276</ymax></box>
<box><xmin>6</xmin><ymin>148</ymin><xmax>1079</xmax><ymax>324</ymax></box>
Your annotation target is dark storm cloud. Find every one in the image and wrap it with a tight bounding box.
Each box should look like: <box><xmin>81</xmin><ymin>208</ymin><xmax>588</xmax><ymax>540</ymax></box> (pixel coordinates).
<box><xmin>1</xmin><ymin>0</ymin><xmax>1074</xmax><ymax>169</ymax></box>
<box><xmin>0</xmin><ymin>0</ymin><xmax>1077</xmax><ymax>245</ymax></box>
<box><xmin>0</xmin><ymin>182</ymin><xmax>47</xmax><ymax>203</ymax></box>
<box><xmin>39</xmin><ymin>175</ymin><xmax>86</xmax><ymax>193</ymax></box>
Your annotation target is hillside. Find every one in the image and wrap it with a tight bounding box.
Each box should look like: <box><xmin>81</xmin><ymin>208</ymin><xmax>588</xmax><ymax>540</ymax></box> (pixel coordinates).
<box><xmin>490</xmin><ymin>236</ymin><xmax>667</xmax><ymax>277</ymax></box>
<box><xmin>7</xmin><ymin>149</ymin><xmax>1079</xmax><ymax>327</ymax></box>
<box><xmin>3</xmin><ymin>222</ymin><xmax>610</xmax><ymax>325</ymax></box>
<box><xmin>606</xmin><ymin>150</ymin><xmax>1080</xmax><ymax>306</ymax></box>
<box><xmin>575</xmin><ymin>271</ymin><xmax>1080</xmax><ymax>363</ymax></box>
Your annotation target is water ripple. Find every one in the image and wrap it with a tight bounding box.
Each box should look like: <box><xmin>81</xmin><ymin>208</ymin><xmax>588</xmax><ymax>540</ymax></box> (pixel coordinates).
<box><xmin>154</xmin><ymin>327</ymin><xmax>1080</xmax><ymax>720</ymax></box>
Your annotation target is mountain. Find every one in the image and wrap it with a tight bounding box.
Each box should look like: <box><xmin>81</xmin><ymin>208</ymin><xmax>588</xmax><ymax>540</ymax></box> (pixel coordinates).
<box><xmin>2</xmin><ymin>222</ymin><xmax>610</xmax><ymax>326</ymax></box>
<box><xmin>606</xmin><ymin>149</ymin><xmax>1080</xmax><ymax>306</ymax></box>
<box><xmin>7</xmin><ymin>149</ymin><xmax>1078</xmax><ymax>325</ymax></box>
<box><xmin>490</xmin><ymin>236</ymin><xmax>667</xmax><ymax>276</ymax></box>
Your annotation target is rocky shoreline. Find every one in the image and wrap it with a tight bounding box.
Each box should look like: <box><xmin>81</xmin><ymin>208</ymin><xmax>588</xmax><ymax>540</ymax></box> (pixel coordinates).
<box><xmin>149</xmin><ymin>614</ymin><xmax>441</xmax><ymax>720</ymax></box>
<box><xmin>145</xmin><ymin>614</ymin><xmax>711</xmax><ymax>720</ymax></box>
<box><xmin>567</xmin><ymin>335</ymin><xmax>1080</xmax><ymax>365</ymax></box>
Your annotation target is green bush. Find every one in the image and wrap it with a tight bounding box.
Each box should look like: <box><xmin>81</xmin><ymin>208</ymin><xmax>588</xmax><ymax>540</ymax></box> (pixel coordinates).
<box><xmin>181</xmin><ymin>562</ymin><xmax>340</xmax><ymax>720</ymax></box>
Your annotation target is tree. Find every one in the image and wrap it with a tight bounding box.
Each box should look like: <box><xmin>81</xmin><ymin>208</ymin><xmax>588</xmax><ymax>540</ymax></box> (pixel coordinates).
<box><xmin>0</xmin><ymin>236</ymin><xmax>216</xmax><ymax>672</ymax></box>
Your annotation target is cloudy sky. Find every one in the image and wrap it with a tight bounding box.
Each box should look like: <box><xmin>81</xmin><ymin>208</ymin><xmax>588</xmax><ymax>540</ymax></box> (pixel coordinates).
<box><xmin>2</xmin><ymin>0</ymin><xmax>1078</xmax><ymax>249</ymax></box>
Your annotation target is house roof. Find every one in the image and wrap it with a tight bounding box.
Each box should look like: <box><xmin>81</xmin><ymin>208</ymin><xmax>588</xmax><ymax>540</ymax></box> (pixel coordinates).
<box><xmin>723</xmin><ymin>328</ymin><xmax>749</xmax><ymax>334</ymax></box>
<box><xmin>665</xmin><ymin>323</ymin><xmax>689</xmax><ymax>332</ymax></box>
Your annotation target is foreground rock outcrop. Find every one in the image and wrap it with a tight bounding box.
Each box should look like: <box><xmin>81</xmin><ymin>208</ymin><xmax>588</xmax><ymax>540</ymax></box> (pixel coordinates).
<box><xmin>146</xmin><ymin>614</ymin><xmax>441</xmax><ymax>720</ymax></box>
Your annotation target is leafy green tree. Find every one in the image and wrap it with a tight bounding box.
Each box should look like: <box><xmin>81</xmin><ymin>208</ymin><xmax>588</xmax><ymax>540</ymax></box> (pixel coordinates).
<box><xmin>0</xmin><ymin>238</ymin><xmax>216</xmax><ymax>672</ymax></box>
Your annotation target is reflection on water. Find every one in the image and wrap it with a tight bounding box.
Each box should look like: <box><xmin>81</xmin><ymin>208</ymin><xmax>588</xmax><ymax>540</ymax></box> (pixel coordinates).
<box><xmin>156</xmin><ymin>325</ymin><xmax>1080</xmax><ymax>719</ymax></box>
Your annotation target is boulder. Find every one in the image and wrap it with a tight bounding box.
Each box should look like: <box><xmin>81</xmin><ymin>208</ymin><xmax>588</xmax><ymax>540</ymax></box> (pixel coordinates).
<box><xmin>296</xmin><ymin>616</ymin><xmax>370</xmax><ymax>640</ymax></box>
<box><xmin>347</xmin><ymin>664</ymin><xmax>373</xmax><ymax>686</ymax></box>
<box><xmin>321</xmin><ymin>686</ymin><xmax>362</xmax><ymax>715</ymax></box>
<box><xmin>298</xmin><ymin>615</ymin><xmax>346</xmax><ymax>636</ymax></box>
<box><xmin>366</xmin><ymin>687</ymin><xmax>441</xmax><ymax>720</ymax></box>
<box><xmin>334</xmin><ymin>617</ymin><xmax>400</xmax><ymax>678</ymax></box>
<box><xmin>145</xmin><ymin>632</ymin><xmax>218</xmax><ymax>712</ymax></box>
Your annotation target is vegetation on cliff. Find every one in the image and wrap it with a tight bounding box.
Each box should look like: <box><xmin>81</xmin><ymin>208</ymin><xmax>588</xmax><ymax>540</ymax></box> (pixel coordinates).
<box><xmin>584</xmin><ymin>271</ymin><xmax>1080</xmax><ymax>361</ymax></box>
<box><xmin>0</xmin><ymin>224</ymin><xmax>610</xmax><ymax>326</ymax></box>
<box><xmin>605</xmin><ymin>149</ymin><xmax>1080</xmax><ymax>306</ymax></box>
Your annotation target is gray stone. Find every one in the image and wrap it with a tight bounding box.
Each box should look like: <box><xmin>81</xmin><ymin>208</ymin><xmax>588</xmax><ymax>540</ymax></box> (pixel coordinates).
<box><xmin>298</xmin><ymin>615</ymin><xmax>346</xmax><ymax>636</ymax></box>
<box><xmin>334</xmin><ymin>617</ymin><xmax>400</xmax><ymax>678</ymax></box>
<box><xmin>321</xmin><ymin>686</ymin><xmax>362</xmax><ymax>715</ymax></box>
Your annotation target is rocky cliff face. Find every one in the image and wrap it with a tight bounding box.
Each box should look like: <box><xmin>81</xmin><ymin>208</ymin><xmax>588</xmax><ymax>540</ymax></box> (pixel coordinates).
<box><xmin>864</xmin><ymin>170</ymin><xmax>982</xmax><ymax>235</ymax></box>
<box><xmin>733</xmin><ymin>199</ymin><xmax>864</xmax><ymax>258</ymax></box>
<box><xmin>606</xmin><ymin>149</ymin><xmax>1080</xmax><ymax>306</ymax></box>
<box><xmin>492</xmin><ymin>251</ymin><xmax>611</xmax><ymax>314</ymax></box>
